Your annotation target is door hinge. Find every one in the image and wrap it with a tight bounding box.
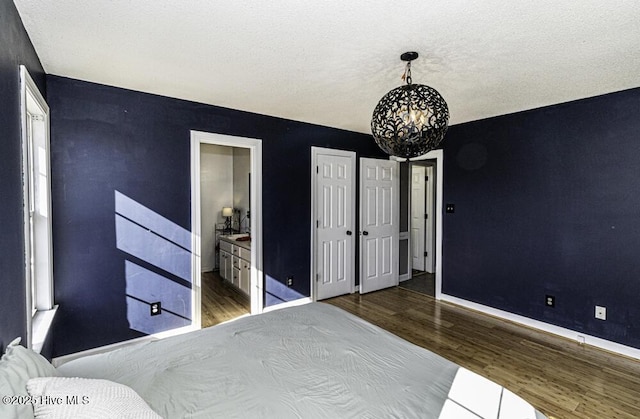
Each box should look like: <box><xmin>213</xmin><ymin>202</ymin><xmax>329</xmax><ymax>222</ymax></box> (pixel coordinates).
<box><xmin>424</xmin><ymin>214</ymin><xmax>428</xmax><ymax>219</ymax></box>
<box><xmin>425</xmin><ymin>175</ymin><xmax>429</xmax><ymax>181</ymax></box>
<box><xmin>316</xmin><ymin>166</ymin><xmax>319</xmax><ymax>174</ymax></box>
<box><xmin>316</xmin><ymin>220</ymin><xmax>319</xmax><ymax>228</ymax></box>
<box><xmin>424</xmin><ymin>251</ymin><xmax>428</xmax><ymax>257</ymax></box>
<box><xmin>316</xmin><ymin>273</ymin><xmax>319</xmax><ymax>282</ymax></box>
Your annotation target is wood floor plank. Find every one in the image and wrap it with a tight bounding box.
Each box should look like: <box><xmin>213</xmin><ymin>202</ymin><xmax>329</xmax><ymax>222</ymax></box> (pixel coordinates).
<box><xmin>201</xmin><ymin>281</ymin><xmax>640</xmax><ymax>418</ymax></box>
<box><xmin>326</xmin><ymin>287</ymin><xmax>640</xmax><ymax>419</ymax></box>
<box><xmin>201</xmin><ymin>271</ymin><xmax>249</xmax><ymax>328</ymax></box>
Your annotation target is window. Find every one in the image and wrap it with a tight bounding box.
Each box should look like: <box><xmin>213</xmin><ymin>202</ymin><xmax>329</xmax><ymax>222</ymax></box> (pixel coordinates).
<box><xmin>20</xmin><ymin>65</ymin><xmax>55</xmax><ymax>353</ymax></box>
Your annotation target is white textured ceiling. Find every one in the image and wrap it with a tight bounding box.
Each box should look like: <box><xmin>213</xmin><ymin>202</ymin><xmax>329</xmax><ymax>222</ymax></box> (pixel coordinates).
<box><xmin>13</xmin><ymin>0</ymin><xmax>640</xmax><ymax>133</ymax></box>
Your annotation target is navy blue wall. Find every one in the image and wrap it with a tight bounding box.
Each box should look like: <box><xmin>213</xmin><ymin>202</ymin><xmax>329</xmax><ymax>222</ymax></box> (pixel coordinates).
<box><xmin>47</xmin><ymin>75</ymin><xmax>385</xmax><ymax>356</ymax></box>
<box><xmin>0</xmin><ymin>0</ymin><xmax>46</xmax><ymax>352</ymax></box>
<box><xmin>442</xmin><ymin>87</ymin><xmax>640</xmax><ymax>349</ymax></box>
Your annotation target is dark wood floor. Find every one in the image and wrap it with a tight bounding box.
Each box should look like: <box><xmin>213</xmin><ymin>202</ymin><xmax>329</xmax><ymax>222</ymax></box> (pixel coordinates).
<box><xmin>326</xmin><ymin>287</ymin><xmax>640</xmax><ymax>419</ymax></box>
<box><xmin>200</xmin><ymin>277</ymin><xmax>640</xmax><ymax>418</ymax></box>
<box><xmin>398</xmin><ymin>270</ymin><xmax>435</xmax><ymax>295</ymax></box>
<box><xmin>201</xmin><ymin>271</ymin><xmax>250</xmax><ymax>328</ymax></box>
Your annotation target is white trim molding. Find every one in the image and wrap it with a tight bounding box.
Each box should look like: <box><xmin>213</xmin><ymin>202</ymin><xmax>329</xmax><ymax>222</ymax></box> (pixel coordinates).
<box><xmin>20</xmin><ymin>65</ymin><xmax>55</xmax><ymax>351</ymax></box>
<box><xmin>441</xmin><ymin>293</ymin><xmax>640</xmax><ymax>360</ymax></box>
<box><xmin>190</xmin><ymin>131</ymin><xmax>264</xmax><ymax>323</ymax></box>
<box><xmin>31</xmin><ymin>305</ymin><xmax>58</xmax><ymax>354</ymax></box>
<box><xmin>398</xmin><ymin>231</ymin><xmax>411</xmax><ymax>282</ymax></box>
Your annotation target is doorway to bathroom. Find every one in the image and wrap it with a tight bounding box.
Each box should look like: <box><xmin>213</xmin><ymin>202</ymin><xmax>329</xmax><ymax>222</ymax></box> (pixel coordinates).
<box><xmin>190</xmin><ymin>131</ymin><xmax>263</xmax><ymax>329</ymax></box>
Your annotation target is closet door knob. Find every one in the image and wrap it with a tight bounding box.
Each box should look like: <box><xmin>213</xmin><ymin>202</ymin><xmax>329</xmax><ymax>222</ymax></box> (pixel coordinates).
<box><xmin>346</xmin><ymin>230</ymin><xmax>352</xmax><ymax>236</ymax></box>
<box><xmin>362</xmin><ymin>231</ymin><xmax>369</xmax><ymax>236</ymax></box>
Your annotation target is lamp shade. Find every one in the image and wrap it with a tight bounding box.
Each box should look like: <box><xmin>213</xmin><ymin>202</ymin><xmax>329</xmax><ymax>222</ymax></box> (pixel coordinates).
<box><xmin>222</xmin><ymin>207</ymin><xmax>233</xmax><ymax>217</ymax></box>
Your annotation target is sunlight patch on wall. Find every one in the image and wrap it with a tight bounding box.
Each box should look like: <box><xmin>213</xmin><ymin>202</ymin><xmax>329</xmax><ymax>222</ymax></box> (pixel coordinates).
<box><xmin>264</xmin><ymin>275</ymin><xmax>304</xmax><ymax>307</ymax></box>
<box><xmin>115</xmin><ymin>191</ymin><xmax>192</xmax><ymax>334</ymax></box>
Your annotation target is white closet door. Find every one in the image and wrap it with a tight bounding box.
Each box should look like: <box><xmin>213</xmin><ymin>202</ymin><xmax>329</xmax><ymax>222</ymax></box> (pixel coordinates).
<box><xmin>315</xmin><ymin>151</ymin><xmax>355</xmax><ymax>300</ymax></box>
<box><xmin>360</xmin><ymin>158</ymin><xmax>399</xmax><ymax>294</ymax></box>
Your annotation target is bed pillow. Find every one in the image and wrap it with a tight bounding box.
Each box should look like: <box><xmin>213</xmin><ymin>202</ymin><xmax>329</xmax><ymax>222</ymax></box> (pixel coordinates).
<box><xmin>26</xmin><ymin>377</ymin><xmax>162</xmax><ymax>419</ymax></box>
<box><xmin>0</xmin><ymin>337</ymin><xmax>58</xmax><ymax>419</ymax></box>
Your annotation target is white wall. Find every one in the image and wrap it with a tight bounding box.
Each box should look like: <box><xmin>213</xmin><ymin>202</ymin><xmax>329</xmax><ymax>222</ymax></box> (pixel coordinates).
<box><xmin>200</xmin><ymin>144</ymin><xmax>233</xmax><ymax>271</ymax></box>
<box><xmin>233</xmin><ymin>147</ymin><xmax>251</xmax><ymax>232</ymax></box>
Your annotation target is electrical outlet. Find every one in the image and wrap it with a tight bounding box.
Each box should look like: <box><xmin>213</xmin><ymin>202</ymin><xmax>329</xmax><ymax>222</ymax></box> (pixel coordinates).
<box><xmin>595</xmin><ymin>305</ymin><xmax>606</xmax><ymax>320</ymax></box>
<box><xmin>150</xmin><ymin>302</ymin><xmax>161</xmax><ymax>316</ymax></box>
<box><xmin>287</xmin><ymin>276</ymin><xmax>293</xmax><ymax>287</ymax></box>
<box><xmin>545</xmin><ymin>295</ymin><xmax>555</xmax><ymax>307</ymax></box>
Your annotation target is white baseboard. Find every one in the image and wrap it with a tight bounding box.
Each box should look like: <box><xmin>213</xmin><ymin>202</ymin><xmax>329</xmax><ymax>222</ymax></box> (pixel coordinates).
<box><xmin>52</xmin><ymin>324</ymin><xmax>199</xmax><ymax>367</ymax></box>
<box><xmin>441</xmin><ymin>293</ymin><xmax>640</xmax><ymax>361</ymax></box>
<box><xmin>262</xmin><ymin>297</ymin><xmax>312</xmax><ymax>313</ymax></box>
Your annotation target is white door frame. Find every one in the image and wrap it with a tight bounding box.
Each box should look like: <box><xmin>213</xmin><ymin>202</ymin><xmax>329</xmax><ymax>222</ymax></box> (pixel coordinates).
<box><xmin>310</xmin><ymin>147</ymin><xmax>356</xmax><ymax>301</ymax></box>
<box><xmin>391</xmin><ymin>149</ymin><xmax>443</xmax><ymax>299</ymax></box>
<box><xmin>190</xmin><ymin>131</ymin><xmax>263</xmax><ymax>328</ymax></box>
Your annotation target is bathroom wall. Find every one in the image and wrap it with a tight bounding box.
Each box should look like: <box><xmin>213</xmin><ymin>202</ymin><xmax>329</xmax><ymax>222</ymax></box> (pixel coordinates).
<box><xmin>233</xmin><ymin>147</ymin><xmax>251</xmax><ymax>232</ymax></box>
<box><xmin>201</xmin><ymin>145</ymin><xmax>251</xmax><ymax>271</ymax></box>
<box><xmin>200</xmin><ymin>144</ymin><xmax>233</xmax><ymax>271</ymax></box>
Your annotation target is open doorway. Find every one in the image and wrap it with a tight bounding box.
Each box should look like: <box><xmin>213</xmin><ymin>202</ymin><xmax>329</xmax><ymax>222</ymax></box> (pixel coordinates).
<box><xmin>190</xmin><ymin>131</ymin><xmax>263</xmax><ymax>329</ymax></box>
<box><xmin>396</xmin><ymin>150</ymin><xmax>443</xmax><ymax>298</ymax></box>
<box><xmin>401</xmin><ymin>161</ymin><xmax>436</xmax><ymax>295</ymax></box>
<box><xmin>200</xmin><ymin>144</ymin><xmax>251</xmax><ymax>326</ymax></box>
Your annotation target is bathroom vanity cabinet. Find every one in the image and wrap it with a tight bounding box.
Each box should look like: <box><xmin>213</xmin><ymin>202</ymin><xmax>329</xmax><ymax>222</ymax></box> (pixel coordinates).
<box><xmin>219</xmin><ymin>235</ymin><xmax>251</xmax><ymax>295</ymax></box>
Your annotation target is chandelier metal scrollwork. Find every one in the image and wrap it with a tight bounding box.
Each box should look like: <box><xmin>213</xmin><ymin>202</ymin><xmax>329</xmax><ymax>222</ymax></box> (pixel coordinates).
<box><xmin>371</xmin><ymin>51</ymin><xmax>449</xmax><ymax>159</ymax></box>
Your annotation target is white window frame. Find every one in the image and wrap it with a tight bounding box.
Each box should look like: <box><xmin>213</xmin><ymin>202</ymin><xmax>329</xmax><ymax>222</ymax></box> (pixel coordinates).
<box><xmin>20</xmin><ymin>65</ymin><xmax>56</xmax><ymax>353</ymax></box>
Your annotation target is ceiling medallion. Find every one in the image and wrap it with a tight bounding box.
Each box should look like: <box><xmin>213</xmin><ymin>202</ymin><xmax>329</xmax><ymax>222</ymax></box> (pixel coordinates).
<box><xmin>371</xmin><ymin>51</ymin><xmax>449</xmax><ymax>159</ymax></box>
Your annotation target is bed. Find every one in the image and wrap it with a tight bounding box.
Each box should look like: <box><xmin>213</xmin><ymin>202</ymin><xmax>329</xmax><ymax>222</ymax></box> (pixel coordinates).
<box><xmin>3</xmin><ymin>303</ymin><xmax>546</xmax><ymax>418</ymax></box>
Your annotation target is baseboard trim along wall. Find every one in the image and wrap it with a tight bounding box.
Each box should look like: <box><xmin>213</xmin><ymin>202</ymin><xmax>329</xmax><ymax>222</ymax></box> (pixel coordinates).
<box><xmin>441</xmin><ymin>294</ymin><xmax>640</xmax><ymax>361</ymax></box>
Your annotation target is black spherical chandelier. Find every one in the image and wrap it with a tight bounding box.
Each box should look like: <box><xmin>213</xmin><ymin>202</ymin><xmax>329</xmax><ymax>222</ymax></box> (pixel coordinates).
<box><xmin>371</xmin><ymin>52</ymin><xmax>449</xmax><ymax>159</ymax></box>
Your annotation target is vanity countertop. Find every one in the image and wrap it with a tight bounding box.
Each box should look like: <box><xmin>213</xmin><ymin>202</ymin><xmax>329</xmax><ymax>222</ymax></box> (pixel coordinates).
<box><xmin>219</xmin><ymin>234</ymin><xmax>251</xmax><ymax>250</ymax></box>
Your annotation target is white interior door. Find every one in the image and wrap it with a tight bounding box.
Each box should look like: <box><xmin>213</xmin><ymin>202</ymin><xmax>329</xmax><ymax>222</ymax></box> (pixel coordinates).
<box><xmin>411</xmin><ymin>165</ymin><xmax>426</xmax><ymax>271</ymax></box>
<box><xmin>425</xmin><ymin>165</ymin><xmax>435</xmax><ymax>273</ymax></box>
<box><xmin>315</xmin><ymin>150</ymin><xmax>355</xmax><ymax>300</ymax></box>
<box><xmin>360</xmin><ymin>158</ymin><xmax>399</xmax><ymax>294</ymax></box>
